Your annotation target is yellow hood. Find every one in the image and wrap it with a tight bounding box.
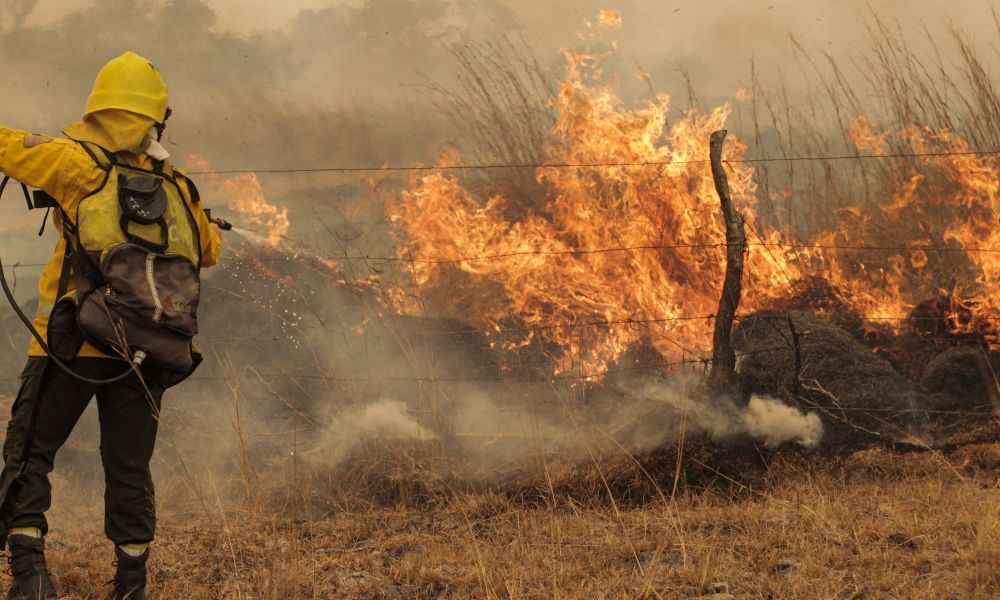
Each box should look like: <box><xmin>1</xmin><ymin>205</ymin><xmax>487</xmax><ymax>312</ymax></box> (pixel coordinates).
<box><xmin>63</xmin><ymin>109</ymin><xmax>157</xmax><ymax>154</ymax></box>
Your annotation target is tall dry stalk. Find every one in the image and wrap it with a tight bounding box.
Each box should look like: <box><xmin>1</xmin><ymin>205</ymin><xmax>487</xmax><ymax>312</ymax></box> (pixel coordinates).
<box><xmin>737</xmin><ymin>11</ymin><xmax>1000</xmax><ymax>238</ymax></box>
<box><xmin>421</xmin><ymin>34</ymin><xmax>556</xmax><ymax>216</ymax></box>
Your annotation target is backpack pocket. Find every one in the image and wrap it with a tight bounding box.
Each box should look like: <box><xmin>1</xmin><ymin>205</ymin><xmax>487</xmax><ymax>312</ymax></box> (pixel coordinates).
<box><xmin>75</xmin><ymin>243</ymin><xmax>200</xmax><ymax>378</ymax></box>
<box><xmin>118</xmin><ymin>175</ymin><xmax>169</xmax><ymax>253</ymax></box>
<box><xmin>100</xmin><ymin>243</ymin><xmax>199</xmax><ymax>336</ymax></box>
<box><xmin>78</xmin><ymin>288</ymin><xmax>195</xmax><ymax>374</ymax></box>
<box><xmin>47</xmin><ymin>291</ymin><xmax>85</xmax><ymax>362</ymax></box>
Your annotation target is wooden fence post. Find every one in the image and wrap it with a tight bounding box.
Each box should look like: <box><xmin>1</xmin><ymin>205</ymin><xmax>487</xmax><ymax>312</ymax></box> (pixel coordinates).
<box><xmin>708</xmin><ymin>129</ymin><xmax>747</xmax><ymax>391</ymax></box>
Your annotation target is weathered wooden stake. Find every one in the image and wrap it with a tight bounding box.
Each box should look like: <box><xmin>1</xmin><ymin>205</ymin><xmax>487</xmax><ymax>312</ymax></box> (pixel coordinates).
<box><xmin>787</xmin><ymin>313</ymin><xmax>802</xmax><ymax>399</ymax></box>
<box><xmin>708</xmin><ymin>130</ymin><xmax>746</xmax><ymax>391</ymax></box>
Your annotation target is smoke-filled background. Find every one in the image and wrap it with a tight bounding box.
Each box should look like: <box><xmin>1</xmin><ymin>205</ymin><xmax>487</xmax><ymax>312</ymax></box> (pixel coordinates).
<box><xmin>4</xmin><ymin>0</ymin><xmax>999</xmax><ymax>273</ymax></box>
<box><xmin>1</xmin><ymin>0</ymin><xmax>998</xmax><ymax>515</ymax></box>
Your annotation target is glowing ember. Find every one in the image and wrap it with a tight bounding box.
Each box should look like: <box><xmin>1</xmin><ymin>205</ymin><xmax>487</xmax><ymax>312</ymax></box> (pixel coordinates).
<box><xmin>185</xmin><ymin>154</ymin><xmax>290</xmax><ymax>247</ymax></box>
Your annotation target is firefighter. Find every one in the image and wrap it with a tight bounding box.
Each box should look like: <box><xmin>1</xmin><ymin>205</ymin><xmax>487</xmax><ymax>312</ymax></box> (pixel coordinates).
<box><xmin>0</xmin><ymin>52</ymin><xmax>222</xmax><ymax>599</ymax></box>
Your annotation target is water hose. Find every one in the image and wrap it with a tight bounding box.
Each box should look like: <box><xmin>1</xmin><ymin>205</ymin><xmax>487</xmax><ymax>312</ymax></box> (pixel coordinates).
<box><xmin>0</xmin><ymin>176</ymin><xmax>142</xmax><ymax>384</ymax></box>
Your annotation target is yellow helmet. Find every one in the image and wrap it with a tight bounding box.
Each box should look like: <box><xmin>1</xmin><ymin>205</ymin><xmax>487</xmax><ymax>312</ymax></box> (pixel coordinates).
<box><xmin>85</xmin><ymin>52</ymin><xmax>169</xmax><ymax>122</ymax></box>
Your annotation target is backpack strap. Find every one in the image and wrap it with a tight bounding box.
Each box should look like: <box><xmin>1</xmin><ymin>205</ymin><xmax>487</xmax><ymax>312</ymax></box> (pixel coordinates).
<box><xmin>76</xmin><ymin>141</ymin><xmax>116</xmax><ymax>171</ymax></box>
<box><xmin>56</xmin><ymin>215</ymin><xmax>77</xmax><ymax>300</ymax></box>
<box><xmin>173</xmin><ymin>170</ymin><xmax>201</xmax><ymax>204</ymax></box>
<box><xmin>119</xmin><ymin>214</ymin><xmax>169</xmax><ymax>255</ymax></box>
<box><xmin>0</xmin><ymin>175</ymin><xmax>32</xmax><ymax>211</ymax></box>
<box><xmin>0</xmin><ymin>175</ymin><xmax>75</xmax><ymax>297</ymax></box>
<box><xmin>30</xmin><ymin>191</ymin><xmax>59</xmax><ymax>236</ymax></box>
<box><xmin>63</xmin><ymin>140</ymin><xmax>117</xmax><ymax>295</ymax></box>
<box><xmin>58</xmin><ymin>208</ymin><xmax>103</xmax><ymax>297</ymax></box>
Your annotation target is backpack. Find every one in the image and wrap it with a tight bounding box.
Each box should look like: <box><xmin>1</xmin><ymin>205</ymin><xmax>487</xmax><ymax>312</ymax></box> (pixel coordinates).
<box><xmin>47</xmin><ymin>141</ymin><xmax>205</xmax><ymax>387</ymax></box>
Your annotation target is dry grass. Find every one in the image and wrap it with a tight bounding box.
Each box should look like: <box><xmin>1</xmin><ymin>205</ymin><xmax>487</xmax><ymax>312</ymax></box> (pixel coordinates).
<box><xmin>1</xmin><ymin>440</ymin><xmax>991</xmax><ymax>599</ymax></box>
<box><xmin>737</xmin><ymin>10</ymin><xmax>1000</xmax><ymax>238</ymax></box>
<box><xmin>419</xmin><ymin>34</ymin><xmax>555</xmax><ymax>215</ymax></box>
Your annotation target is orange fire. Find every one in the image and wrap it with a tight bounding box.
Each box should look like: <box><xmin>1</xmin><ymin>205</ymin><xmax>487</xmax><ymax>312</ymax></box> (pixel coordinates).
<box><xmin>182</xmin><ymin>17</ymin><xmax>1000</xmax><ymax>377</ymax></box>
<box><xmin>597</xmin><ymin>10</ymin><xmax>622</xmax><ymax>30</ymax></box>
<box><xmin>185</xmin><ymin>154</ymin><xmax>290</xmax><ymax>247</ymax></box>
<box><xmin>821</xmin><ymin>119</ymin><xmax>1000</xmax><ymax>342</ymax></box>
<box><xmin>385</xmin><ymin>47</ymin><xmax>801</xmax><ymax>374</ymax></box>
<box><xmin>383</xmin><ymin>41</ymin><xmax>1000</xmax><ymax>374</ymax></box>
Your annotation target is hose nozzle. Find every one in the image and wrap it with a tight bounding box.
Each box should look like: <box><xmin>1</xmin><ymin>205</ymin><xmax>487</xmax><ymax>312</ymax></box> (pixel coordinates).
<box><xmin>211</xmin><ymin>217</ymin><xmax>234</xmax><ymax>231</ymax></box>
<box><xmin>204</xmin><ymin>208</ymin><xmax>234</xmax><ymax>231</ymax></box>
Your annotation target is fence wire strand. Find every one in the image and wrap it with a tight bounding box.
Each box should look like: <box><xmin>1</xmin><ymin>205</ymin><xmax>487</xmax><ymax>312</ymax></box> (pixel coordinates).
<box><xmin>185</xmin><ymin>148</ymin><xmax>1000</xmax><ymax>176</ymax></box>
<box><xmin>3</xmin><ymin>147</ymin><xmax>1000</xmax><ymax>377</ymax></box>
<box><xmin>6</xmin><ymin>239</ymin><xmax>1000</xmax><ymax>273</ymax></box>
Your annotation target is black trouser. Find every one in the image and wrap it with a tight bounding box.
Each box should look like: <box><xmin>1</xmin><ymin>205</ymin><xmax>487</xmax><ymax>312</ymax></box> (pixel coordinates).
<box><xmin>0</xmin><ymin>357</ymin><xmax>163</xmax><ymax>545</ymax></box>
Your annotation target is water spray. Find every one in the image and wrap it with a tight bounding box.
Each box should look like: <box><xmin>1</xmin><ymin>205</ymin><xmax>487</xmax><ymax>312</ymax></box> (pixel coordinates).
<box><xmin>203</xmin><ymin>211</ymin><xmax>279</xmax><ymax>247</ymax></box>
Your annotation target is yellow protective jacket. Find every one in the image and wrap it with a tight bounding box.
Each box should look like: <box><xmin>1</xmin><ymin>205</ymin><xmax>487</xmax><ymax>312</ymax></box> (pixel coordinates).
<box><xmin>0</xmin><ymin>124</ymin><xmax>221</xmax><ymax>359</ymax></box>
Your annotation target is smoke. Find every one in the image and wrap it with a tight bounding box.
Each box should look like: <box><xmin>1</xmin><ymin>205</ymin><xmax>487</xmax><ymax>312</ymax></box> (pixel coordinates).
<box><xmin>0</xmin><ymin>0</ymin><xmax>526</xmax><ymax>266</ymax></box>
<box><xmin>0</xmin><ymin>0</ymin><xmax>983</xmax><ymax>513</ymax></box>
<box><xmin>2</xmin><ymin>0</ymin><xmax>987</xmax><ymax>171</ymax></box>
<box><xmin>743</xmin><ymin>396</ymin><xmax>823</xmax><ymax>448</ymax></box>
<box><xmin>306</xmin><ymin>399</ymin><xmax>436</xmax><ymax>466</ymax></box>
<box><xmin>605</xmin><ymin>377</ymin><xmax>823</xmax><ymax>451</ymax></box>
<box><xmin>448</xmin><ymin>388</ymin><xmax>566</xmax><ymax>451</ymax></box>
<box><xmin>293</xmin><ymin>375</ymin><xmax>822</xmax><ymax>483</ymax></box>
<box><xmin>0</xmin><ymin>0</ymin><xmax>520</xmax><ymax>167</ymax></box>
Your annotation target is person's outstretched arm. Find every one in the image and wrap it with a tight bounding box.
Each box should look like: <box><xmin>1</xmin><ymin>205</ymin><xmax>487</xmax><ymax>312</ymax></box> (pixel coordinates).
<box><xmin>0</xmin><ymin>128</ymin><xmax>102</xmax><ymax>207</ymax></box>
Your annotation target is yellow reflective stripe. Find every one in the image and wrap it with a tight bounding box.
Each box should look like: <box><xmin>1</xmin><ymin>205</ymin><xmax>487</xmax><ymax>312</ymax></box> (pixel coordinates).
<box><xmin>10</xmin><ymin>527</ymin><xmax>42</xmax><ymax>539</ymax></box>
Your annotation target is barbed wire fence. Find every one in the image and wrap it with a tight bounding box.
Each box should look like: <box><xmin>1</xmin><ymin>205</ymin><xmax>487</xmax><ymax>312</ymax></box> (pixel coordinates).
<box><xmin>2</xmin><ymin>146</ymin><xmax>999</xmax><ymax>422</ymax></box>
<box><xmin>181</xmin><ymin>147</ymin><xmax>1000</xmax><ymax>175</ymax></box>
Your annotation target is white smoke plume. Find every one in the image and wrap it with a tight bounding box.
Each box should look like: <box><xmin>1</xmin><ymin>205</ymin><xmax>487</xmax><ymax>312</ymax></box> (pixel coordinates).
<box><xmin>305</xmin><ymin>399</ymin><xmax>436</xmax><ymax>466</ymax></box>
<box><xmin>606</xmin><ymin>377</ymin><xmax>824</xmax><ymax>451</ymax></box>
<box><xmin>298</xmin><ymin>377</ymin><xmax>823</xmax><ymax>479</ymax></box>
<box><xmin>743</xmin><ymin>395</ymin><xmax>824</xmax><ymax>448</ymax></box>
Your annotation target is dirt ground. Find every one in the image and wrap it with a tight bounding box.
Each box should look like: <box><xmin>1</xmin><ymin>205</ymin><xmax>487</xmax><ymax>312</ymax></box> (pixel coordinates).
<box><xmin>5</xmin><ymin>440</ymin><xmax>995</xmax><ymax>600</ymax></box>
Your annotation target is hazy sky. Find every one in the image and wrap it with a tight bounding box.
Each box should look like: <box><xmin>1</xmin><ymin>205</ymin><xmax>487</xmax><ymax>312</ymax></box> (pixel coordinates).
<box><xmin>4</xmin><ymin>0</ymin><xmax>996</xmax><ymax>181</ymax></box>
<box><xmin>23</xmin><ymin>1</ymin><xmax>1000</xmax><ymax>66</ymax></box>
<box><xmin>12</xmin><ymin>1</ymin><xmax>999</xmax><ymax>119</ymax></box>
<box><xmin>25</xmin><ymin>1</ymin><xmax>997</xmax><ymax>67</ymax></box>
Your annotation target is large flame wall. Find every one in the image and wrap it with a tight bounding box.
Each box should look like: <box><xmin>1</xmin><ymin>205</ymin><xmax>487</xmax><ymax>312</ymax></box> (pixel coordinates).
<box><xmin>384</xmin><ymin>51</ymin><xmax>1000</xmax><ymax>374</ymax></box>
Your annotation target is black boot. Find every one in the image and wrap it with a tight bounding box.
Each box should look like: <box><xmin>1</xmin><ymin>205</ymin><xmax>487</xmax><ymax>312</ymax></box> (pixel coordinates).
<box><xmin>5</xmin><ymin>534</ymin><xmax>58</xmax><ymax>600</ymax></box>
<box><xmin>109</xmin><ymin>546</ymin><xmax>147</xmax><ymax>600</ymax></box>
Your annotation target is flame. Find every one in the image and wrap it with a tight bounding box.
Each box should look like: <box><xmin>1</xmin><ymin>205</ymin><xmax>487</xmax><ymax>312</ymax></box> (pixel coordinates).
<box><xmin>788</xmin><ymin>121</ymin><xmax>1000</xmax><ymax>344</ymax></box>
<box><xmin>849</xmin><ymin>115</ymin><xmax>888</xmax><ymax>156</ymax></box>
<box><xmin>597</xmin><ymin>10</ymin><xmax>622</xmax><ymax>30</ymax></box>
<box><xmin>184</xmin><ymin>29</ymin><xmax>1000</xmax><ymax>376</ymax></box>
<box><xmin>185</xmin><ymin>154</ymin><xmax>290</xmax><ymax>247</ymax></box>
<box><xmin>382</xmin><ymin>45</ymin><xmax>1000</xmax><ymax>375</ymax></box>
<box><xmin>385</xmin><ymin>49</ymin><xmax>804</xmax><ymax>374</ymax></box>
